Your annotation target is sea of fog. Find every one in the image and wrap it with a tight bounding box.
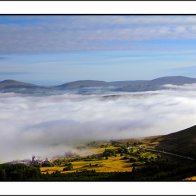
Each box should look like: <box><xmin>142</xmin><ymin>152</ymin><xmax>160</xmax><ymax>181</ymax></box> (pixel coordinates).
<box><xmin>1</xmin><ymin>84</ymin><xmax>196</xmax><ymax>162</ymax></box>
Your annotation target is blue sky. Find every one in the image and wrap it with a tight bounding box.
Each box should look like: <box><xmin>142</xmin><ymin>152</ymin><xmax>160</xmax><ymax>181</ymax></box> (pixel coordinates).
<box><xmin>1</xmin><ymin>15</ymin><xmax>196</xmax><ymax>85</ymax></box>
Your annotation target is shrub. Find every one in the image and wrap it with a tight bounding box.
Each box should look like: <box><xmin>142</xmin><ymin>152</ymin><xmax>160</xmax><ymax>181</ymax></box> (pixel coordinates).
<box><xmin>63</xmin><ymin>163</ymin><xmax>73</xmax><ymax>171</ymax></box>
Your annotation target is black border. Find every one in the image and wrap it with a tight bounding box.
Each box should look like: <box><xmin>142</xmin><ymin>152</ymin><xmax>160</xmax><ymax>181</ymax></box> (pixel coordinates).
<box><xmin>0</xmin><ymin>14</ymin><xmax>196</xmax><ymax>183</ymax></box>
<box><xmin>1</xmin><ymin>0</ymin><xmax>196</xmax><ymax>1</ymax></box>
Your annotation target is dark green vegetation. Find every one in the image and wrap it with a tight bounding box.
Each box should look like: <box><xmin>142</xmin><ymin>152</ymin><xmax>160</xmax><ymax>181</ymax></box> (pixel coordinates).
<box><xmin>157</xmin><ymin>125</ymin><xmax>196</xmax><ymax>159</ymax></box>
<box><xmin>0</xmin><ymin>164</ymin><xmax>41</xmax><ymax>181</ymax></box>
<box><xmin>63</xmin><ymin>163</ymin><xmax>73</xmax><ymax>171</ymax></box>
<box><xmin>119</xmin><ymin>125</ymin><xmax>196</xmax><ymax>159</ymax></box>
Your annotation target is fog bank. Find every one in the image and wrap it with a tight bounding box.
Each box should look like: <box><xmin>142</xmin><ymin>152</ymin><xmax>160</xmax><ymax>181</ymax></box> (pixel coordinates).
<box><xmin>0</xmin><ymin>85</ymin><xmax>196</xmax><ymax>161</ymax></box>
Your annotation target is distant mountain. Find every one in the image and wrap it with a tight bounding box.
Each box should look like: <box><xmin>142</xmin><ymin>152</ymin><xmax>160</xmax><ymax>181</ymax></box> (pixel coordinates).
<box><xmin>0</xmin><ymin>80</ymin><xmax>37</xmax><ymax>89</ymax></box>
<box><xmin>57</xmin><ymin>80</ymin><xmax>108</xmax><ymax>89</ymax></box>
<box><xmin>1</xmin><ymin>76</ymin><xmax>196</xmax><ymax>94</ymax></box>
<box><xmin>56</xmin><ymin>76</ymin><xmax>196</xmax><ymax>92</ymax></box>
<box><xmin>0</xmin><ymin>80</ymin><xmax>48</xmax><ymax>94</ymax></box>
<box><xmin>151</xmin><ymin>76</ymin><xmax>196</xmax><ymax>85</ymax></box>
<box><xmin>116</xmin><ymin>76</ymin><xmax>196</xmax><ymax>92</ymax></box>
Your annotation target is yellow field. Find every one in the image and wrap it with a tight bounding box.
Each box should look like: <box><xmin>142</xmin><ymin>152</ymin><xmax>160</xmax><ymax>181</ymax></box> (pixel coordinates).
<box><xmin>41</xmin><ymin>154</ymin><xmax>132</xmax><ymax>174</ymax></box>
<box><xmin>184</xmin><ymin>176</ymin><xmax>196</xmax><ymax>181</ymax></box>
<box><xmin>72</xmin><ymin>155</ymin><xmax>131</xmax><ymax>172</ymax></box>
<box><xmin>40</xmin><ymin>166</ymin><xmax>65</xmax><ymax>174</ymax></box>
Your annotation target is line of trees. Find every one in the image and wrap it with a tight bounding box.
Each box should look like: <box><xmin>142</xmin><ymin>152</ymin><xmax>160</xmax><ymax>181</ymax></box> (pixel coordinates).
<box><xmin>0</xmin><ymin>163</ymin><xmax>41</xmax><ymax>181</ymax></box>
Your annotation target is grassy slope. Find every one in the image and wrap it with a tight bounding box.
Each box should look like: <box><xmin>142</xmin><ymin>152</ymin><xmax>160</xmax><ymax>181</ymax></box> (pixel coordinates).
<box><xmin>144</xmin><ymin>125</ymin><xmax>196</xmax><ymax>158</ymax></box>
<box><xmin>41</xmin><ymin>156</ymin><xmax>131</xmax><ymax>174</ymax></box>
<box><xmin>157</xmin><ymin>125</ymin><xmax>196</xmax><ymax>158</ymax></box>
<box><xmin>41</xmin><ymin>147</ymin><xmax>132</xmax><ymax>174</ymax></box>
<box><xmin>40</xmin><ymin>125</ymin><xmax>196</xmax><ymax>179</ymax></box>
<box><xmin>118</xmin><ymin>125</ymin><xmax>196</xmax><ymax>159</ymax></box>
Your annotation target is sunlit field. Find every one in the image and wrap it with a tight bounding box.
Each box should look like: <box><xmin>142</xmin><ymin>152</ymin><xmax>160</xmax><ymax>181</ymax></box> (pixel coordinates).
<box><xmin>40</xmin><ymin>143</ymin><xmax>161</xmax><ymax>175</ymax></box>
<box><xmin>41</xmin><ymin>155</ymin><xmax>132</xmax><ymax>174</ymax></box>
<box><xmin>184</xmin><ymin>176</ymin><xmax>196</xmax><ymax>181</ymax></box>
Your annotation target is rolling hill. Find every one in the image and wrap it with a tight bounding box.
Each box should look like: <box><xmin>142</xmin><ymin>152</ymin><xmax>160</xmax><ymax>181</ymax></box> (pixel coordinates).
<box><xmin>56</xmin><ymin>76</ymin><xmax>196</xmax><ymax>92</ymax></box>
<box><xmin>157</xmin><ymin>125</ymin><xmax>196</xmax><ymax>158</ymax></box>
<box><xmin>0</xmin><ymin>80</ymin><xmax>36</xmax><ymax>89</ymax></box>
<box><xmin>118</xmin><ymin>124</ymin><xmax>196</xmax><ymax>159</ymax></box>
<box><xmin>0</xmin><ymin>79</ymin><xmax>47</xmax><ymax>94</ymax></box>
<box><xmin>57</xmin><ymin>80</ymin><xmax>108</xmax><ymax>89</ymax></box>
<box><xmin>117</xmin><ymin>76</ymin><xmax>196</xmax><ymax>92</ymax></box>
<box><xmin>1</xmin><ymin>76</ymin><xmax>196</xmax><ymax>94</ymax></box>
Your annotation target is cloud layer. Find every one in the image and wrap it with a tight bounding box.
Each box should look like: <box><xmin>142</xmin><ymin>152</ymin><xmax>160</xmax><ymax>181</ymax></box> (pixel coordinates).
<box><xmin>0</xmin><ymin>85</ymin><xmax>196</xmax><ymax>162</ymax></box>
<box><xmin>1</xmin><ymin>16</ymin><xmax>196</xmax><ymax>53</ymax></box>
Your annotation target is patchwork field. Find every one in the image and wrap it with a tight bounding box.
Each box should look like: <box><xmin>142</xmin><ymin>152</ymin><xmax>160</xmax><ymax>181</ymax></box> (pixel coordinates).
<box><xmin>40</xmin><ymin>143</ymin><xmax>159</xmax><ymax>175</ymax></box>
<box><xmin>41</xmin><ymin>155</ymin><xmax>132</xmax><ymax>174</ymax></box>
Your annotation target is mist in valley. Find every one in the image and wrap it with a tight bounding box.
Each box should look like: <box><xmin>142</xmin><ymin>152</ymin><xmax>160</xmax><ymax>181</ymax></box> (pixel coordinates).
<box><xmin>1</xmin><ymin>84</ymin><xmax>196</xmax><ymax>162</ymax></box>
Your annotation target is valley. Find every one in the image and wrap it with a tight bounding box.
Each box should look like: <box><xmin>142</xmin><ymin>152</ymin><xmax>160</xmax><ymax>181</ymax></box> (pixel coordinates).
<box><xmin>1</xmin><ymin>124</ymin><xmax>196</xmax><ymax>181</ymax></box>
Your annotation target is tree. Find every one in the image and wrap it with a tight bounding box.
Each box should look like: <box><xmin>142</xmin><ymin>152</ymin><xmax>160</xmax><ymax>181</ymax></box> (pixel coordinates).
<box><xmin>0</xmin><ymin>169</ymin><xmax>6</xmax><ymax>180</ymax></box>
<box><xmin>63</xmin><ymin>163</ymin><xmax>73</xmax><ymax>171</ymax></box>
<box><xmin>103</xmin><ymin>149</ymin><xmax>117</xmax><ymax>157</ymax></box>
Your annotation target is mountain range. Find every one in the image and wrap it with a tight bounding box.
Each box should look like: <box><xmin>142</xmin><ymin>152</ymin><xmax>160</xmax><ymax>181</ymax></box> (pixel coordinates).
<box><xmin>1</xmin><ymin>76</ymin><xmax>196</xmax><ymax>94</ymax></box>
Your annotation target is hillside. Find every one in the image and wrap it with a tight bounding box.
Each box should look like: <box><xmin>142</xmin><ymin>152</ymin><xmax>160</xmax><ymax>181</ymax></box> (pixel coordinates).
<box><xmin>151</xmin><ymin>76</ymin><xmax>196</xmax><ymax>85</ymax></box>
<box><xmin>118</xmin><ymin>76</ymin><xmax>196</xmax><ymax>92</ymax></box>
<box><xmin>57</xmin><ymin>80</ymin><xmax>107</xmax><ymax>89</ymax></box>
<box><xmin>1</xmin><ymin>76</ymin><xmax>196</xmax><ymax>94</ymax></box>
<box><xmin>117</xmin><ymin>124</ymin><xmax>196</xmax><ymax>159</ymax></box>
<box><xmin>0</xmin><ymin>80</ymin><xmax>36</xmax><ymax>89</ymax></box>
<box><xmin>154</xmin><ymin>125</ymin><xmax>196</xmax><ymax>158</ymax></box>
<box><xmin>57</xmin><ymin>76</ymin><xmax>196</xmax><ymax>92</ymax></box>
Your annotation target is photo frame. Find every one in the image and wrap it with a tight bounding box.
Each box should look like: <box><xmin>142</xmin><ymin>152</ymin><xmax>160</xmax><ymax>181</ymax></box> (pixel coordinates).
<box><xmin>0</xmin><ymin>2</ymin><xmax>196</xmax><ymax>196</ymax></box>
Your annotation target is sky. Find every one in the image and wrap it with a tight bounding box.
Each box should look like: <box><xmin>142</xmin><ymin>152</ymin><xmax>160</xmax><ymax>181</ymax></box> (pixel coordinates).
<box><xmin>1</xmin><ymin>15</ymin><xmax>196</xmax><ymax>85</ymax></box>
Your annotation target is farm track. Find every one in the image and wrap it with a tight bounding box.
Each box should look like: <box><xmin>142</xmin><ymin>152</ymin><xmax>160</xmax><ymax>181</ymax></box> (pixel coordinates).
<box><xmin>145</xmin><ymin>148</ymin><xmax>195</xmax><ymax>161</ymax></box>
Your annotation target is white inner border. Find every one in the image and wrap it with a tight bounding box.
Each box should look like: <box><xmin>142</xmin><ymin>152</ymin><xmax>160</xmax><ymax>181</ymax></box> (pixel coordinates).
<box><xmin>0</xmin><ymin>1</ymin><xmax>196</xmax><ymax>195</ymax></box>
<box><xmin>0</xmin><ymin>1</ymin><xmax>196</xmax><ymax>14</ymax></box>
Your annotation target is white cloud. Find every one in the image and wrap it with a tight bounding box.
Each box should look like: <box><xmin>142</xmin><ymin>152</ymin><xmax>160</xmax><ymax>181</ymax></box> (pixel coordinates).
<box><xmin>1</xmin><ymin>16</ymin><xmax>196</xmax><ymax>53</ymax></box>
<box><xmin>72</xmin><ymin>16</ymin><xmax>196</xmax><ymax>26</ymax></box>
<box><xmin>0</xmin><ymin>85</ymin><xmax>196</xmax><ymax>162</ymax></box>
